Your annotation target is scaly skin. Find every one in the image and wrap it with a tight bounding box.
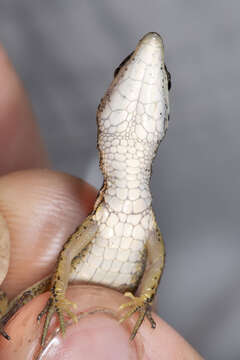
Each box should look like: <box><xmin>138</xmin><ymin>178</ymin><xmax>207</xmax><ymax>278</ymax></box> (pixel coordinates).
<box><xmin>0</xmin><ymin>32</ymin><xmax>170</xmax><ymax>346</ymax></box>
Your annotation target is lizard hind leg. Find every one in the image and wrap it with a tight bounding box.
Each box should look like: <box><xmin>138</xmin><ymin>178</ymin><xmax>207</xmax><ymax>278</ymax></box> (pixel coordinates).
<box><xmin>119</xmin><ymin>225</ymin><xmax>165</xmax><ymax>341</ymax></box>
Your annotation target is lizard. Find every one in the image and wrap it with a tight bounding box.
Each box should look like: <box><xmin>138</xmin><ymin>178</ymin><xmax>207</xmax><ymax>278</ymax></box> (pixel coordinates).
<box><xmin>0</xmin><ymin>31</ymin><xmax>171</xmax><ymax>347</ymax></box>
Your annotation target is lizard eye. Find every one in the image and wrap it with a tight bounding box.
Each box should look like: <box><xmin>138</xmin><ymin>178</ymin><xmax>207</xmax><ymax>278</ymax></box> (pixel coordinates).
<box><xmin>114</xmin><ymin>51</ymin><xmax>134</xmax><ymax>78</ymax></box>
<box><xmin>164</xmin><ymin>64</ymin><xmax>171</xmax><ymax>91</ymax></box>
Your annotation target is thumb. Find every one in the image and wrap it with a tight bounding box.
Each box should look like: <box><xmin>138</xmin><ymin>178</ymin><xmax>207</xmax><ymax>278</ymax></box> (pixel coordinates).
<box><xmin>0</xmin><ymin>285</ymin><xmax>203</xmax><ymax>360</ymax></box>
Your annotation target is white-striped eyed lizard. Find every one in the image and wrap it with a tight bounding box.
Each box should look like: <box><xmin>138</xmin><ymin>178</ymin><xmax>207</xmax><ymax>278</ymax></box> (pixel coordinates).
<box><xmin>0</xmin><ymin>32</ymin><xmax>171</xmax><ymax>347</ymax></box>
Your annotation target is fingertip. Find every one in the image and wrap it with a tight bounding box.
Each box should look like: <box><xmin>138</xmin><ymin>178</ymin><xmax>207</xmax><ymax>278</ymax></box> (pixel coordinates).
<box><xmin>0</xmin><ymin>43</ymin><xmax>49</xmax><ymax>174</ymax></box>
<box><xmin>0</xmin><ymin>286</ymin><xmax>203</xmax><ymax>359</ymax></box>
<box><xmin>0</xmin><ymin>287</ymin><xmax>138</xmax><ymax>360</ymax></box>
<box><xmin>39</xmin><ymin>314</ymin><xmax>138</xmax><ymax>360</ymax></box>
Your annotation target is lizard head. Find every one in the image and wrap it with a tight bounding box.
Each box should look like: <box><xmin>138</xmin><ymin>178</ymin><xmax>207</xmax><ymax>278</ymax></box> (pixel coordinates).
<box><xmin>97</xmin><ymin>32</ymin><xmax>171</xmax><ymax>165</ymax></box>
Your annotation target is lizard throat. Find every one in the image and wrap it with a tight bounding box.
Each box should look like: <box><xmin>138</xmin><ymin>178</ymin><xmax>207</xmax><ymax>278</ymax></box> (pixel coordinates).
<box><xmin>99</xmin><ymin>134</ymin><xmax>153</xmax><ymax>214</ymax></box>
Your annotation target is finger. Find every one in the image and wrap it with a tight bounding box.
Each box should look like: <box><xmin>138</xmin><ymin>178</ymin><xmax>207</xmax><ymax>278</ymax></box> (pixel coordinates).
<box><xmin>0</xmin><ymin>214</ymin><xmax>10</xmax><ymax>284</ymax></box>
<box><xmin>0</xmin><ymin>286</ymin><xmax>203</xmax><ymax>360</ymax></box>
<box><xmin>0</xmin><ymin>44</ymin><xmax>49</xmax><ymax>175</ymax></box>
<box><xmin>0</xmin><ymin>169</ymin><xmax>97</xmax><ymax>298</ymax></box>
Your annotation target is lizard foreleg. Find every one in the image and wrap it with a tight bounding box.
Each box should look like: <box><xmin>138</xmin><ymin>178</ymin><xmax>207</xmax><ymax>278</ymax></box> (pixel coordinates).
<box><xmin>38</xmin><ymin>216</ymin><xmax>97</xmax><ymax>346</ymax></box>
<box><xmin>119</xmin><ymin>222</ymin><xmax>165</xmax><ymax>341</ymax></box>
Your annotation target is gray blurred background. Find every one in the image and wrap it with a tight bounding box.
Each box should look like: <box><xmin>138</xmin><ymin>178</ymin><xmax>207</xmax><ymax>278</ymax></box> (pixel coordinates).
<box><xmin>0</xmin><ymin>1</ymin><xmax>240</xmax><ymax>359</ymax></box>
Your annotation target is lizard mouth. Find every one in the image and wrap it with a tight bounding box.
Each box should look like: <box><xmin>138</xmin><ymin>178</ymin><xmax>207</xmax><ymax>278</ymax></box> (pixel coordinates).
<box><xmin>139</xmin><ymin>32</ymin><xmax>164</xmax><ymax>47</ymax></box>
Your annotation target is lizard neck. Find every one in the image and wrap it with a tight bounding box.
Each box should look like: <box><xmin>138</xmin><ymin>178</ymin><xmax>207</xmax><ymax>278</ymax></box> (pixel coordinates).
<box><xmin>99</xmin><ymin>134</ymin><xmax>153</xmax><ymax>214</ymax></box>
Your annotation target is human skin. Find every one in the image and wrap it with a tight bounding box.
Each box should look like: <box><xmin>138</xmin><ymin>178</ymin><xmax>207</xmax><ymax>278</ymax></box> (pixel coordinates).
<box><xmin>0</xmin><ymin>44</ymin><xmax>203</xmax><ymax>360</ymax></box>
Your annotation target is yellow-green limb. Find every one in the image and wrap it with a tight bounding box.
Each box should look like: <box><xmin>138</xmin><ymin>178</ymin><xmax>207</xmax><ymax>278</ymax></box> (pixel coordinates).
<box><xmin>38</xmin><ymin>216</ymin><xmax>97</xmax><ymax>347</ymax></box>
<box><xmin>119</xmin><ymin>223</ymin><xmax>165</xmax><ymax>340</ymax></box>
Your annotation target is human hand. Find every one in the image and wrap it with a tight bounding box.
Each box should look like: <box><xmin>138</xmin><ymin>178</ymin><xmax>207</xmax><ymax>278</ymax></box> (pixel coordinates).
<box><xmin>0</xmin><ymin>45</ymin><xmax>203</xmax><ymax>360</ymax></box>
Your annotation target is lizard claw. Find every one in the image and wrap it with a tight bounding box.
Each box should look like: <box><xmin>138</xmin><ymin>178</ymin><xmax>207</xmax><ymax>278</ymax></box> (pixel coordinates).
<box><xmin>119</xmin><ymin>292</ymin><xmax>156</xmax><ymax>341</ymax></box>
<box><xmin>38</xmin><ymin>296</ymin><xmax>78</xmax><ymax>346</ymax></box>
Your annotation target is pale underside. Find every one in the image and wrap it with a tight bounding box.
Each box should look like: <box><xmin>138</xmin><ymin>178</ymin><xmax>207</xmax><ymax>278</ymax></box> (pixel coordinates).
<box><xmin>70</xmin><ymin>203</ymin><xmax>155</xmax><ymax>292</ymax></box>
<box><xmin>70</xmin><ymin>32</ymin><xmax>169</xmax><ymax>291</ymax></box>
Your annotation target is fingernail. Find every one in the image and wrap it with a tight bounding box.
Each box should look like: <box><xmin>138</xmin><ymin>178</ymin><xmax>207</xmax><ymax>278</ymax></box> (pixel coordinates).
<box><xmin>39</xmin><ymin>314</ymin><xmax>138</xmax><ymax>360</ymax></box>
<box><xmin>0</xmin><ymin>214</ymin><xmax>10</xmax><ymax>285</ymax></box>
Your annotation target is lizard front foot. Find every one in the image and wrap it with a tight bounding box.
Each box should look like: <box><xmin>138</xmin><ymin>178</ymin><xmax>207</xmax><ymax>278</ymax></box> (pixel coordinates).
<box><xmin>119</xmin><ymin>291</ymin><xmax>156</xmax><ymax>341</ymax></box>
<box><xmin>37</xmin><ymin>295</ymin><xmax>78</xmax><ymax>346</ymax></box>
